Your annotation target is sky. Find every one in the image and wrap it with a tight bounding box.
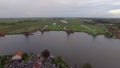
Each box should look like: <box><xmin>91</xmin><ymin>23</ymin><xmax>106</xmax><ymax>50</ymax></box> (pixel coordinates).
<box><xmin>0</xmin><ymin>0</ymin><xmax>120</xmax><ymax>18</ymax></box>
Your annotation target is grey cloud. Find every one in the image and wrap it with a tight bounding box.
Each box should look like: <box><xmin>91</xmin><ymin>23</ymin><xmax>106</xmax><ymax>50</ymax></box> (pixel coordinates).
<box><xmin>0</xmin><ymin>0</ymin><xmax>120</xmax><ymax>18</ymax></box>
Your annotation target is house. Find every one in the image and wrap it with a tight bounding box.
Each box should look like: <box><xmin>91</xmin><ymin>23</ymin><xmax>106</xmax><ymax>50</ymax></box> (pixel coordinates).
<box><xmin>105</xmin><ymin>24</ymin><xmax>113</xmax><ymax>28</ymax></box>
<box><xmin>115</xmin><ymin>27</ymin><xmax>120</xmax><ymax>37</ymax></box>
<box><xmin>116</xmin><ymin>27</ymin><xmax>120</xmax><ymax>33</ymax></box>
<box><xmin>52</xmin><ymin>23</ymin><xmax>56</xmax><ymax>26</ymax></box>
<box><xmin>0</xmin><ymin>32</ymin><xmax>5</xmax><ymax>36</ymax></box>
<box><xmin>96</xmin><ymin>23</ymin><xmax>105</xmax><ymax>27</ymax></box>
<box><xmin>22</xmin><ymin>32</ymin><xmax>33</xmax><ymax>36</ymax></box>
<box><xmin>61</xmin><ymin>20</ymin><xmax>68</xmax><ymax>24</ymax></box>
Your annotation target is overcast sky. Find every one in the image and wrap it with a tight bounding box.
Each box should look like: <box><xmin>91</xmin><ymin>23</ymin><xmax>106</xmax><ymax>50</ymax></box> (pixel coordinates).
<box><xmin>0</xmin><ymin>0</ymin><xmax>120</xmax><ymax>18</ymax></box>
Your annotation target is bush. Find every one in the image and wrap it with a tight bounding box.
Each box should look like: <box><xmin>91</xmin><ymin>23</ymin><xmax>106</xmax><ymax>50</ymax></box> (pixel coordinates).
<box><xmin>51</xmin><ymin>56</ymin><xmax>68</xmax><ymax>68</ymax></box>
<box><xmin>82</xmin><ymin>63</ymin><xmax>92</xmax><ymax>68</ymax></box>
<box><xmin>22</xmin><ymin>53</ymin><xmax>29</xmax><ymax>62</ymax></box>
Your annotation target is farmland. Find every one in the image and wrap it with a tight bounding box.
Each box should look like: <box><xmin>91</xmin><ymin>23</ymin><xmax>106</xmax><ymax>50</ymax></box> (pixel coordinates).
<box><xmin>0</xmin><ymin>18</ymin><xmax>107</xmax><ymax>36</ymax></box>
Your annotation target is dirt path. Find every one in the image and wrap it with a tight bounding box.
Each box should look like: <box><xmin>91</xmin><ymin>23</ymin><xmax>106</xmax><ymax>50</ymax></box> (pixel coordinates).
<box><xmin>41</xmin><ymin>25</ymin><xmax>48</xmax><ymax>31</ymax></box>
<box><xmin>80</xmin><ymin>25</ymin><xmax>97</xmax><ymax>34</ymax></box>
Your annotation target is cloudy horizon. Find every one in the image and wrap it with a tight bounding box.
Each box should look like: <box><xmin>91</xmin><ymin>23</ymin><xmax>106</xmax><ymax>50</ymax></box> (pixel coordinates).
<box><xmin>0</xmin><ymin>0</ymin><xmax>120</xmax><ymax>18</ymax></box>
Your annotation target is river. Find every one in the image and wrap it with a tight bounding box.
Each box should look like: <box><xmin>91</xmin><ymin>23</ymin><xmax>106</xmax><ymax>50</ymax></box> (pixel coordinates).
<box><xmin>0</xmin><ymin>31</ymin><xmax>120</xmax><ymax>68</ymax></box>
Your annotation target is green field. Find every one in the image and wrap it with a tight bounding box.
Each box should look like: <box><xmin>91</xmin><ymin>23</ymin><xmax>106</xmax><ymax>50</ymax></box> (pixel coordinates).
<box><xmin>0</xmin><ymin>18</ymin><xmax>107</xmax><ymax>36</ymax></box>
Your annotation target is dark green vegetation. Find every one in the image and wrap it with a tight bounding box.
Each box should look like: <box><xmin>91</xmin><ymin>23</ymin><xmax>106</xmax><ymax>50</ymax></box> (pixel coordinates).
<box><xmin>82</xmin><ymin>63</ymin><xmax>92</xmax><ymax>68</ymax></box>
<box><xmin>0</xmin><ymin>18</ymin><xmax>107</xmax><ymax>36</ymax></box>
<box><xmin>0</xmin><ymin>55</ymin><xmax>12</xmax><ymax>68</ymax></box>
<box><xmin>51</xmin><ymin>56</ymin><xmax>68</xmax><ymax>68</ymax></box>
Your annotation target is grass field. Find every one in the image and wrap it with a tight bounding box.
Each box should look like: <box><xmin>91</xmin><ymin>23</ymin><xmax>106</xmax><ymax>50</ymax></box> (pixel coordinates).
<box><xmin>0</xmin><ymin>18</ymin><xmax>107</xmax><ymax>36</ymax></box>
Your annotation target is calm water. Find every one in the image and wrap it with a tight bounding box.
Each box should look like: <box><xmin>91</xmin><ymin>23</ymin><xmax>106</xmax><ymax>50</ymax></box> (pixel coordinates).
<box><xmin>0</xmin><ymin>31</ymin><xmax>120</xmax><ymax>68</ymax></box>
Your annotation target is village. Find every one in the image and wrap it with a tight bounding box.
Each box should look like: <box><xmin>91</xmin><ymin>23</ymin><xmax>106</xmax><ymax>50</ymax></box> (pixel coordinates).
<box><xmin>0</xmin><ymin>50</ymin><xmax>92</xmax><ymax>68</ymax></box>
